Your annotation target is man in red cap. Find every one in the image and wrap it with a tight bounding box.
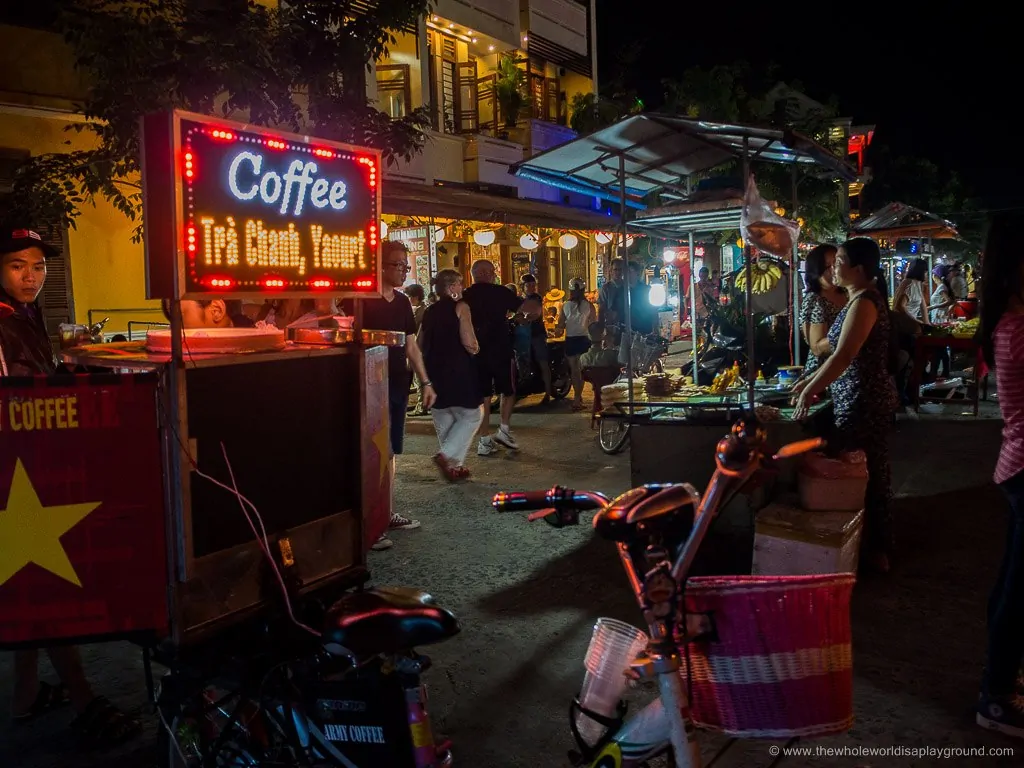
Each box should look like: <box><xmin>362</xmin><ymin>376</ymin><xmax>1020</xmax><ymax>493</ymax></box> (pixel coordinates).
<box><xmin>1</xmin><ymin>226</ymin><xmax>140</xmax><ymax>747</ymax></box>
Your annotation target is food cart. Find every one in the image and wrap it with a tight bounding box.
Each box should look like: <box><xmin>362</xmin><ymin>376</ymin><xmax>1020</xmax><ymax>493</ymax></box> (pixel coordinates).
<box><xmin>511</xmin><ymin>115</ymin><xmax>856</xmax><ymax>529</ymax></box>
<box><xmin>0</xmin><ymin>110</ymin><xmax>398</xmax><ymax>650</ymax></box>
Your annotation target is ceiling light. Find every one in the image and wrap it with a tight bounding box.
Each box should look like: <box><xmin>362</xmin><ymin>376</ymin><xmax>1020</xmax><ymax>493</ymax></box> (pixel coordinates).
<box><xmin>432</xmin><ymin>15</ymin><xmax>438</xmax><ymax>21</ymax></box>
<box><xmin>472</xmin><ymin>38</ymin><xmax>478</xmax><ymax>44</ymax></box>
<box><xmin>488</xmin><ymin>44</ymin><xmax>495</xmax><ymax>52</ymax></box>
<box><xmin>448</xmin><ymin>22</ymin><xmax>455</xmax><ymax>28</ymax></box>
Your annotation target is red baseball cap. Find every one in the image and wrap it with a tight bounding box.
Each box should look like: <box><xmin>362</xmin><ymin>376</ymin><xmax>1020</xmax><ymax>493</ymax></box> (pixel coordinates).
<box><xmin>0</xmin><ymin>227</ymin><xmax>59</xmax><ymax>259</ymax></box>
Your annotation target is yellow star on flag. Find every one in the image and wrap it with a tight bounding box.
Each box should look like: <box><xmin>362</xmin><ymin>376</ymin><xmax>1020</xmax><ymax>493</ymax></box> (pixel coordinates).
<box><xmin>0</xmin><ymin>459</ymin><xmax>100</xmax><ymax>588</ymax></box>
<box><xmin>370</xmin><ymin>421</ymin><xmax>391</xmax><ymax>484</ymax></box>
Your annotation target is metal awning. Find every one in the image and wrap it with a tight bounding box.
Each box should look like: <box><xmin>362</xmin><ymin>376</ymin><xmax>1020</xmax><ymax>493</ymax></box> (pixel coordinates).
<box><xmin>382</xmin><ymin>180</ymin><xmax>616</xmax><ymax>231</ymax></box>
<box><xmin>628</xmin><ymin>199</ymin><xmax>745</xmax><ymax>239</ymax></box>
<box><xmin>510</xmin><ymin>114</ymin><xmax>857</xmax><ymax>208</ymax></box>
<box><xmin>852</xmin><ymin>201</ymin><xmax>959</xmax><ymax>240</ymax></box>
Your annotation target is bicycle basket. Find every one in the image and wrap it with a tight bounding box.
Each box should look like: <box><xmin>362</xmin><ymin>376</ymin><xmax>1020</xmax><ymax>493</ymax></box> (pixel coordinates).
<box><xmin>680</xmin><ymin>573</ymin><xmax>855</xmax><ymax>739</ymax></box>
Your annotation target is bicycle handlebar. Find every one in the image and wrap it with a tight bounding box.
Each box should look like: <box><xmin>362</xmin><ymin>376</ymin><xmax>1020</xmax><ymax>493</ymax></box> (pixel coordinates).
<box><xmin>492</xmin><ymin>488</ymin><xmax>611</xmax><ymax>513</ymax></box>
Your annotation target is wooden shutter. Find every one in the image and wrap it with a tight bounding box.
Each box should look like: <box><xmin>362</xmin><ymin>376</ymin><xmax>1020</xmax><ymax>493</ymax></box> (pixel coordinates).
<box><xmin>375</xmin><ymin>63</ymin><xmax>411</xmax><ymax>119</ymax></box>
<box><xmin>457</xmin><ymin>61</ymin><xmax>479</xmax><ymax>134</ymax></box>
<box><xmin>37</xmin><ymin>227</ymin><xmax>74</xmax><ymax>342</ymax></box>
<box><xmin>545</xmin><ymin>77</ymin><xmax>559</xmax><ymax>123</ymax></box>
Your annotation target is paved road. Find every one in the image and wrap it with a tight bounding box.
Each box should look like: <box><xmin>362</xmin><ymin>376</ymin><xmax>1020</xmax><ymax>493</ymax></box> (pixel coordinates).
<box><xmin>1</xmin><ymin>399</ymin><xmax>1019</xmax><ymax>766</ymax></box>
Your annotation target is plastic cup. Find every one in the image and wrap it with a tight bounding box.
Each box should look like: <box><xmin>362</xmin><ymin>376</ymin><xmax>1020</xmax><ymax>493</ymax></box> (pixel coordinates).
<box><xmin>575</xmin><ymin>618</ymin><xmax>648</xmax><ymax>745</ymax></box>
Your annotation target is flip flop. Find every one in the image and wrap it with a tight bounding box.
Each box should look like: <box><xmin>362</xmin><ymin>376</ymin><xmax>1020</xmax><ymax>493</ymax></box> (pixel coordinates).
<box><xmin>12</xmin><ymin>681</ymin><xmax>70</xmax><ymax>723</ymax></box>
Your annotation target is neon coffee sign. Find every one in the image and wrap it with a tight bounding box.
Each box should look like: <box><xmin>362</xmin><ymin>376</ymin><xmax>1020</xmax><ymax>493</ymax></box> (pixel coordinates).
<box><xmin>141</xmin><ymin>110</ymin><xmax>381</xmax><ymax>298</ymax></box>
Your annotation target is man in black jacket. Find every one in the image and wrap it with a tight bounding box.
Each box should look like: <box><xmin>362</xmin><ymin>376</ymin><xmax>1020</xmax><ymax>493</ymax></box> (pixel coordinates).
<box><xmin>1</xmin><ymin>227</ymin><xmax>140</xmax><ymax>747</ymax></box>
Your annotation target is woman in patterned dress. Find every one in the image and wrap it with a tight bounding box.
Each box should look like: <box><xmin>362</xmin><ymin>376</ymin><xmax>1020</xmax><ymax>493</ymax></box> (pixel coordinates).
<box><xmin>793</xmin><ymin>238</ymin><xmax>897</xmax><ymax>572</ymax></box>
<box><xmin>799</xmin><ymin>244</ymin><xmax>847</xmax><ymax>377</ymax></box>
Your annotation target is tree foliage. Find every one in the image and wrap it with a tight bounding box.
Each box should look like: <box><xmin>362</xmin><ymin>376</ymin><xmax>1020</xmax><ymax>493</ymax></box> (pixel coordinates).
<box><xmin>659</xmin><ymin>62</ymin><xmax>849</xmax><ymax>242</ymax></box>
<box><xmin>5</xmin><ymin>0</ymin><xmax>432</xmax><ymax>239</ymax></box>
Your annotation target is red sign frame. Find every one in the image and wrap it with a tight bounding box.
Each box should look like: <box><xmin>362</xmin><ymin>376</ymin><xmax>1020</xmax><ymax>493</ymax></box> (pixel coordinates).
<box><xmin>0</xmin><ymin>376</ymin><xmax>168</xmax><ymax>646</ymax></box>
<box><xmin>141</xmin><ymin>109</ymin><xmax>383</xmax><ymax>300</ymax></box>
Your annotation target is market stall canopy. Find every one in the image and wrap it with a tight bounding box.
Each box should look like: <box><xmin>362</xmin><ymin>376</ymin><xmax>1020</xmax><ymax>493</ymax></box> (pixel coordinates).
<box><xmin>383</xmin><ymin>180</ymin><xmax>617</xmax><ymax>231</ymax></box>
<box><xmin>510</xmin><ymin>114</ymin><xmax>857</xmax><ymax>209</ymax></box>
<box><xmin>628</xmin><ymin>198</ymin><xmax>744</xmax><ymax>239</ymax></box>
<box><xmin>851</xmin><ymin>202</ymin><xmax>959</xmax><ymax>240</ymax></box>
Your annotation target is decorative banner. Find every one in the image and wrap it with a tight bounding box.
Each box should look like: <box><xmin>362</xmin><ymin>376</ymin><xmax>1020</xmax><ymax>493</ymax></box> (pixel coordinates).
<box><xmin>142</xmin><ymin>109</ymin><xmax>382</xmax><ymax>299</ymax></box>
<box><xmin>0</xmin><ymin>376</ymin><xmax>167</xmax><ymax>646</ymax></box>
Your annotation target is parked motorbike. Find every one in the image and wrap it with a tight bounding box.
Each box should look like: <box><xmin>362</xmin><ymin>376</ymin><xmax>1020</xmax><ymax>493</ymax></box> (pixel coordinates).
<box><xmin>513</xmin><ymin>336</ymin><xmax>571</xmax><ymax>401</ymax></box>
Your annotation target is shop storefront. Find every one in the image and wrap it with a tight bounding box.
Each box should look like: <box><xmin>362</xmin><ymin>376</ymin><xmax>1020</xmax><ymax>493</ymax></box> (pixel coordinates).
<box><xmin>381</xmin><ymin>180</ymin><xmax>614</xmax><ymax>293</ymax></box>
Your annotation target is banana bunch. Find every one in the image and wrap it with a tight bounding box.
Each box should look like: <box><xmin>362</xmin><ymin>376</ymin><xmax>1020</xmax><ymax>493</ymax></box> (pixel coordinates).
<box><xmin>710</xmin><ymin>366</ymin><xmax>741</xmax><ymax>393</ymax></box>
<box><xmin>734</xmin><ymin>260</ymin><xmax>783</xmax><ymax>294</ymax></box>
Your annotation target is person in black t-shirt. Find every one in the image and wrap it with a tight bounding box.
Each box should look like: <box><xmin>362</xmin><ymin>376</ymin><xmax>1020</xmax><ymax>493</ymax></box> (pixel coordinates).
<box><xmin>519</xmin><ymin>273</ymin><xmax>553</xmax><ymax>401</ymax></box>
<box><xmin>463</xmin><ymin>259</ymin><xmax>538</xmax><ymax>454</ymax></box>
<box><xmin>341</xmin><ymin>241</ymin><xmax>434</xmax><ymax>549</ymax></box>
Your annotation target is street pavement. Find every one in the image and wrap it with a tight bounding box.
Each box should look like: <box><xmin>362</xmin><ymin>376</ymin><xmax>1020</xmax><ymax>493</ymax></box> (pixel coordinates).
<box><xmin>0</xmin><ymin>395</ymin><xmax>1020</xmax><ymax>767</ymax></box>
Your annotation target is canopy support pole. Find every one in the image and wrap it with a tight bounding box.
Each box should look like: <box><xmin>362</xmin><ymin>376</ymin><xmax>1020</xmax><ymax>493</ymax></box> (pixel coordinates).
<box><xmin>620</xmin><ymin>152</ymin><xmax>633</xmax><ymax>417</ymax></box>
<box><xmin>689</xmin><ymin>230</ymin><xmax>698</xmax><ymax>376</ymax></box>
<box><xmin>742</xmin><ymin>139</ymin><xmax>755</xmax><ymax>409</ymax></box>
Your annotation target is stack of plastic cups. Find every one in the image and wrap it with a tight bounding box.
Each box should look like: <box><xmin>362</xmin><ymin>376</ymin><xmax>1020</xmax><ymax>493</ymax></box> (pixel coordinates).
<box><xmin>575</xmin><ymin>617</ymin><xmax>649</xmax><ymax>745</ymax></box>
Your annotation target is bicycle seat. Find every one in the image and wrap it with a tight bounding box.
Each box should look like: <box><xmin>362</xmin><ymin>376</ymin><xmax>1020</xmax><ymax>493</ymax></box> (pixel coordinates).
<box><xmin>322</xmin><ymin>587</ymin><xmax>460</xmax><ymax>657</ymax></box>
<box><xmin>593</xmin><ymin>484</ymin><xmax>697</xmax><ymax>543</ymax></box>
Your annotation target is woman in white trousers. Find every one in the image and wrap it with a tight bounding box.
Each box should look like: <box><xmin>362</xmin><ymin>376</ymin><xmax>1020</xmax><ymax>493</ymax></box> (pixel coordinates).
<box><xmin>418</xmin><ymin>270</ymin><xmax>483</xmax><ymax>480</ymax></box>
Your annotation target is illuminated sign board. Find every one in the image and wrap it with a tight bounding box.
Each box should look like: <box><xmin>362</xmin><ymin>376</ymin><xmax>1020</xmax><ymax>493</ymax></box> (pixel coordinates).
<box><xmin>141</xmin><ymin>110</ymin><xmax>381</xmax><ymax>299</ymax></box>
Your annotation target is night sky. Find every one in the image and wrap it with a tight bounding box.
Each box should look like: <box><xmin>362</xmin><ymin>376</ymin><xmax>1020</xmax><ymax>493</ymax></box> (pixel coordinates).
<box><xmin>596</xmin><ymin>1</ymin><xmax>1014</xmax><ymax>211</ymax></box>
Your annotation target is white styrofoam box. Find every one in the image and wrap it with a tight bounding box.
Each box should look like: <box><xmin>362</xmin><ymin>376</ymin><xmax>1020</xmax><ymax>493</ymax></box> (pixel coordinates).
<box><xmin>798</xmin><ymin>453</ymin><xmax>868</xmax><ymax>511</ymax></box>
<box><xmin>753</xmin><ymin>502</ymin><xmax>864</xmax><ymax>576</ymax></box>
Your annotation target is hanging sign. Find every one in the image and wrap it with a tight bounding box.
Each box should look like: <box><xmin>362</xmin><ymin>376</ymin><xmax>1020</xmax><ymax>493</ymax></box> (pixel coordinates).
<box><xmin>0</xmin><ymin>376</ymin><xmax>167</xmax><ymax>646</ymax></box>
<box><xmin>142</xmin><ymin>109</ymin><xmax>382</xmax><ymax>299</ymax></box>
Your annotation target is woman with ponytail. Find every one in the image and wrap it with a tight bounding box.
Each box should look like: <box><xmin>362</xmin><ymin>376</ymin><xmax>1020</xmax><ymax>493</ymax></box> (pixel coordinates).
<box><xmin>793</xmin><ymin>237</ymin><xmax>897</xmax><ymax>572</ymax></box>
<box><xmin>977</xmin><ymin>212</ymin><xmax>1024</xmax><ymax>739</ymax></box>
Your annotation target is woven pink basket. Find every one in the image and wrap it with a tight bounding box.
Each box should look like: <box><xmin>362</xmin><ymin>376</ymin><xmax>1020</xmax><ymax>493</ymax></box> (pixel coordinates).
<box><xmin>679</xmin><ymin>573</ymin><xmax>855</xmax><ymax>739</ymax></box>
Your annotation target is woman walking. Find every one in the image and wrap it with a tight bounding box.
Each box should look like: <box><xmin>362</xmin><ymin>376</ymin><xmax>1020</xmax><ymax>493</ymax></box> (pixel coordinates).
<box><xmin>418</xmin><ymin>269</ymin><xmax>483</xmax><ymax>480</ymax></box>
<box><xmin>556</xmin><ymin>278</ymin><xmax>596</xmax><ymax>410</ymax></box>
<box><xmin>793</xmin><ymin>238</ymin><xmax>897</xmax><ymax>573</ymax></box>
<box><xmin>977</xmin><ymin>212</ymin><xmax>1024</xmax><ymax>739</ymax></box>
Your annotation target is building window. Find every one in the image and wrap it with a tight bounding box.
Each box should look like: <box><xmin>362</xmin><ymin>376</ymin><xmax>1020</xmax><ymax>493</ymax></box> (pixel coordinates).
<box><xmin>376</xmin><ymin>64</ymin><xmax>411</xmax><ymax>119</ymax></box>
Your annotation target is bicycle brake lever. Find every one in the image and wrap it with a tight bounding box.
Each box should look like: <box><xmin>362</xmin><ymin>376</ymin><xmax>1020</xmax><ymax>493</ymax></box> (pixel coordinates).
<box><xmin>527</xmin><ymin>508</ymin><xmax>557</xmax><ymax>522</ymax></box>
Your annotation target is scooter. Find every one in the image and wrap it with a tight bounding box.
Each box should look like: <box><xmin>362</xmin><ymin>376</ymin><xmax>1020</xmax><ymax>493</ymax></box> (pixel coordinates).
<box><xmin>513</xmin><ymin>336</ymin><xmax>571</xmax><ymax>401</ymax></box>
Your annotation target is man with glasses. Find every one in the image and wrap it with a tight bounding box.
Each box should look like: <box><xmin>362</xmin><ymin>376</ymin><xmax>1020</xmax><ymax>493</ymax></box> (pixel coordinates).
<box><xmin>342</xmin><ymin>241</ymin><xmax>435</xmax><ymax>550</ymax></box>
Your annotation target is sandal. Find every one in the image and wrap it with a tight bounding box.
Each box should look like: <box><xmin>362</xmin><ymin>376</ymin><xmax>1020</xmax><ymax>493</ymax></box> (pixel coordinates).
<box><xmin>71</xmin><ymin>696</ymin><xmax>141</xmax><ymax>750</ymax></box>
<box><xmin>433</xmin><ymin>453</ymin><xmax>460</xmax><ymax>482</ymax></box>
<box><xmin>13</xmin><ymin>681</ymin><xmax>70</xmax><ymax>723</ymax></box>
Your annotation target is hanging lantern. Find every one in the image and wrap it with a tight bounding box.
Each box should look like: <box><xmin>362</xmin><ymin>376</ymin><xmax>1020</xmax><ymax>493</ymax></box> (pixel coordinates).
<box><xmin>737</xmin><ymin>238</ymin><xmax>744</xmax><ymax>249</ymax></box>
<box><xmin>473</xmin><ymin>229</ymin><xmax>496</xmax><ymax>246</ymax></box>
<box><xmin>519</xmin><ymin>232</ymin><xmax>539</xmax><ymax>250</ymax></box>
<box><xmin>662</xmin><ymin>249</ymin><xmax>676</xmax><ymax>264</ymax></box>
<box><xmin>558</xmin><ymin>232</ymin><xmax>578</xmax><ymax>249</ymax></box>
<box><xmin>774</xmin><ymin>206</ymin><xmax>786</xmax><ymax>217</ymax></box>
<box><xmin>626</xmin><ymin>235</ymin><xmax>635</xmax><ymax>248</ymax></box>
<box><xmin>434</xmin><ymin>226</ymin><xmax>446</xmax><ymax>242</ymax></box>
<box><xmin>797</xmin><ymin>217</ymin><xmax>805</xmax><ymax>228</ymax></box>
<box><xmin>595</xmin><ymin>232</ymin><xmax>613</xmax><ymax>245</ymax></box>
<box><xmin>380</xmin><ymin>220</ymin><xmax>389</xmax><ymax>238</ymax></box>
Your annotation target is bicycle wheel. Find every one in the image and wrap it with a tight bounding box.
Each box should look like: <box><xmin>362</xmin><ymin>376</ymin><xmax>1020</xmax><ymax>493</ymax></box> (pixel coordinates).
<box><xmin>598</xmin><ymin>416</ymin><xmax>630</xmax><ymax>454</ymax></box>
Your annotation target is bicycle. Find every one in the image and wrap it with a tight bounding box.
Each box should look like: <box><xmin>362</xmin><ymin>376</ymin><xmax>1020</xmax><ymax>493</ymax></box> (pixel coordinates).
<box><xmin>494</xmin><ymin>415</ymin><xmax>845</xmax><ymax>768</ymax></box>
<box><xmin>596</xmin><ymin>325</ymin><xmax>671</xmax><ymax>455</ymax></box>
